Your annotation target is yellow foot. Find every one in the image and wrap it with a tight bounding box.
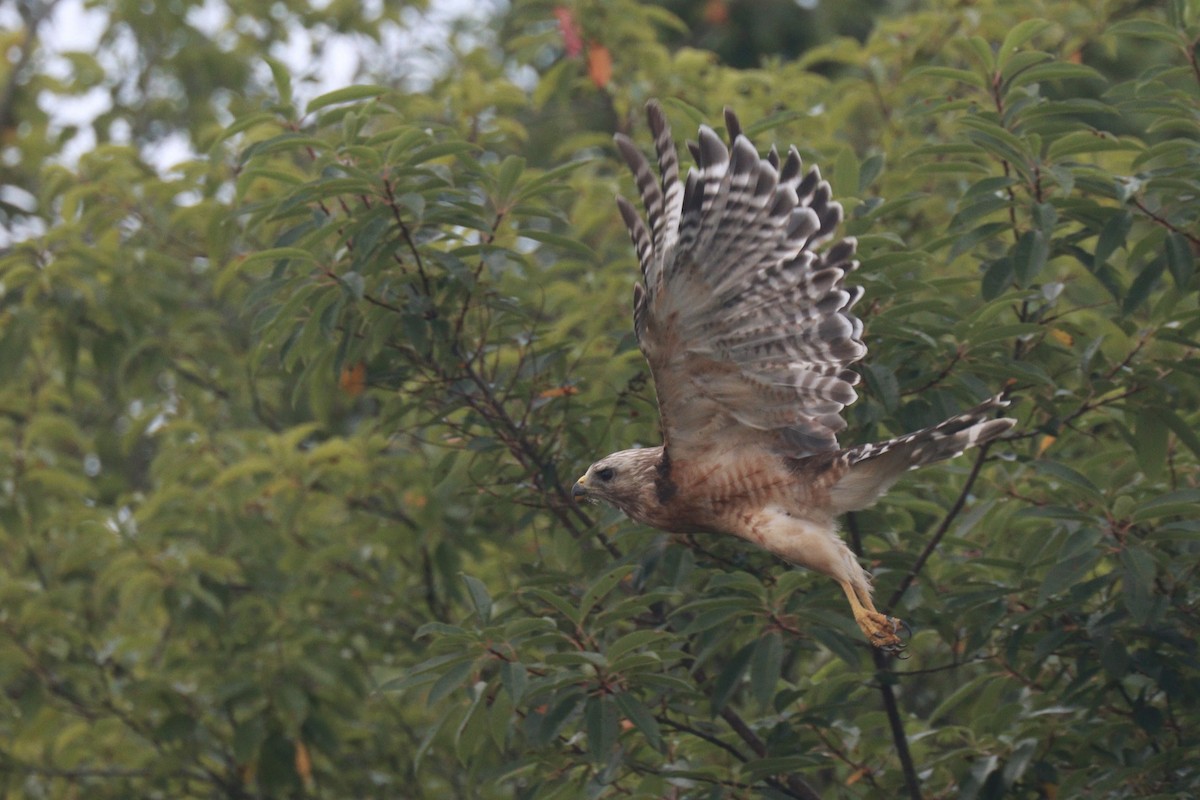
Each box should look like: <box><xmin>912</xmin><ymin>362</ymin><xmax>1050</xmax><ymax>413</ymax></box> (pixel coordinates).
<box><xmin>855</xmin><ymin>610</ymin><xmax>909</xmax><ymax>654</ymax></box>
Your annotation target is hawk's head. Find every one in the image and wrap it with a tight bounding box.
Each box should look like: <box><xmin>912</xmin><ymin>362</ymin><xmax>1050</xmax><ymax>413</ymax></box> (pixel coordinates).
<box><xmin>572</xmin><ymin>446</ymin><xmax>664</xmax><ymax>523</ymax></box>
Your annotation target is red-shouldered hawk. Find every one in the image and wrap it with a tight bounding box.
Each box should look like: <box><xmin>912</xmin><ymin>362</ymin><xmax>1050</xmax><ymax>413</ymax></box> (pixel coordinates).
<box><xmin>572</xmin><ymin>101</ymin><xmax>1015</xmax><ymax>651</ymax></box>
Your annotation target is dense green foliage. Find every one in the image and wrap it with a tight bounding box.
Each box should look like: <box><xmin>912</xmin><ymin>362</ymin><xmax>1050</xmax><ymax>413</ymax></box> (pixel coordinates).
<box><xmin>2</xmin><ymin>0</ymin><xmax>1199</xmax><ymax>797</ymax></box>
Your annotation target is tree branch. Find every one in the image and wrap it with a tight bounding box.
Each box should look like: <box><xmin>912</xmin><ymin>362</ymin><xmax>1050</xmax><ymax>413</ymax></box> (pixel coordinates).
<box><xmin>1131</xmin><ymin>197</ymin><xmax>1200</xmax><ymax>250</ymax></box>
<box><xmin>886</xmin><ymin>443</ymin><xmax>994</xmax><ymax>611</ymax></box>
<box><xmin>846</xmin><ymin>514</ymin><xmax>922</xmax><ymax>800</ymax></box>
<box><xmin>688</xmin><ymin>663</ymin><xmax>823</xmax><ymax>800</ymax></box>
<box><xmin>0</xmin><ymin>1</ymin><xmax>59</xmax><ymax>132</ymax></box>
<box><xmin>870</xmin><ymin>646</ymin><xmax>923</xmax><ymax>800</ymax></box>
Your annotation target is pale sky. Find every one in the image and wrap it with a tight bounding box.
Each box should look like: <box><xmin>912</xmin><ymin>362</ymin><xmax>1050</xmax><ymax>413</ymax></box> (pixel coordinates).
<box><xmin>1</xmin><ymin>0</ymin><xmax>501</xmax><ymax>244</ymax></box>
<box><xmin>19</xmin><ymin>0</ymin><xmax>500</xmax><ymax>166</ymax></box>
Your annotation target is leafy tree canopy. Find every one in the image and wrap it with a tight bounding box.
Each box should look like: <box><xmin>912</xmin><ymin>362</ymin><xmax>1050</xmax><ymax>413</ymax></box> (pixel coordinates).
<box><xmin>1</xmin><ymin>0</ymin><xmax>1198</xmax><ymax>797</ymax></box>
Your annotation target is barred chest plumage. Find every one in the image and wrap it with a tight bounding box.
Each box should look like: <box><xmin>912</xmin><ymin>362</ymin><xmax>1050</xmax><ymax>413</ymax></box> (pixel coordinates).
<box><xmin>639</xmin><ymin>452</ymin><xmax>838</xmax><ymax>537</ymax></box>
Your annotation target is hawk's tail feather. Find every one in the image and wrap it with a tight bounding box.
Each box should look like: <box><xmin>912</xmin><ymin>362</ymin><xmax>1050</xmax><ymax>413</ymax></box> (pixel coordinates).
<box><xmin>828</xmin><ymin>394</ymin><xmax>1016</xmax><ymax>513</ymax></box>
<box><xmin>846</xmin><ymin>394</ymin><xmax>1016</xmax><ymax>469</ymax></box>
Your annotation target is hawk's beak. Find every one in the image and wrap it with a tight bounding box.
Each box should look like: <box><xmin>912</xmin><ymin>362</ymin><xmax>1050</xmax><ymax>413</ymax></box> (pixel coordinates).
<box><xmin>572</xmin><ymin>478</ymin><xmax>587</xmax><ymax>500</ymax></box>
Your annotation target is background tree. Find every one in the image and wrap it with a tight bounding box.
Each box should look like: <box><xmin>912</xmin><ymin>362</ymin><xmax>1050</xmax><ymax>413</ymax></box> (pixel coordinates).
<box><xmin>1</xmin><ymin>0</ymin><xmax>1198</xmax><ymax>798</ymax></box>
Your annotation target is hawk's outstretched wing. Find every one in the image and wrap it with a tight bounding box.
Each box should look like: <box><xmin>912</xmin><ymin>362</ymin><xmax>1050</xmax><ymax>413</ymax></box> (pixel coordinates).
<box><xmin>614</xmin><ymin>101</ymin><xmax>865</xmax><ymax>461</ymax></box>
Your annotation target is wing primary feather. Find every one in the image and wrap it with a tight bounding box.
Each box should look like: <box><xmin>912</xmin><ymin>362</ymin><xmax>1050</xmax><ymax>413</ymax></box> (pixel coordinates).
<box><xmin>767</xmin><ymin>144</ymin><xmax>780</xmax><ymax>169</ymax></box>
<box><xmin>697</xmin><ymin>126</ymin><xmax>728</xmax><ymax>170</ymax></box>
<box><xmin>616</xmin><ymin>195</ymin><xmax>653</xmax><ymax>279</ymax></box>
<box><xmin>614</xmin><ymin>134</ymin><xmax>666</xmax><ymax>271</ymax></box>
<box><xmin>723</xmin><ymin>107</ymin><xmax>743</xmax><ymax>141</ymax></box>
<box><xmin>646</xmin><ymin>101</ymin><xmax>683</xmax><ymax>262</ymax></box>
<box><xmin>779</xmin><ymin>147</ymin><xmax>803</xmax><ymax>191</ymax></box>
<box><xmin>632</xmin><ymin>282</ymin><xmax>648</xmax><ymax>341</ymax></box>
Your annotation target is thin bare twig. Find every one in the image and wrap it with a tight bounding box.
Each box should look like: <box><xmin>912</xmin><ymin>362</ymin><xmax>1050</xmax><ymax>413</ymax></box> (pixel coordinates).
<box><xmin>1131</xmin><ymin>197</ymin><xmax>1200</xmax><ymax>250</ymax></box>
<box><xmin>886</xmin><ymin>443</ymin><xmax>994</xmax><ymax>611</ymax></box>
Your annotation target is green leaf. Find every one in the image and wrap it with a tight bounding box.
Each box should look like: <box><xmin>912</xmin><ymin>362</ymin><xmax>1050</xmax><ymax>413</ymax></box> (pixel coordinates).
<box><xmin>981</xmin><ymin>256</ymin><xmax>1014</xmax><ymax>300</ymax></box>
<box><xmin>488</xmin><ymin>687</ymin><xmax>513</xmax><ymax>751</ymax></box>
<box><xmin>306</xmin><ymin>85</ymin><xmax>389</xmax><ymax>113</ymax></box>
<box><xmin>1093</xmin><ymin>210</ymin><xmax>1132</xmax><ymax>268</ymax></box>
<box><xmin>607</xmin><ymin>629</ymin><xmax>669</xmax><ymax>662</ymax></box>
<box><xmin>1165</xmin><ymin>232</ymin><xmax>1194</xmax><ymax>287</ymax></box>
<box><xmin>1032</xmin><ymin>202</ymin><xmax>1057</xmax><ymax>235</ymax></box>
<box><xmin>461</xmin><ymin>573</ymin><xmax>492</xmax><ymax>624</ymax></box>
<box><xmin>454</xmin><ymin>684</ymin><xmax>489</xmax><ymax>763</ymax></box>
<box><xmin>997</xmin><ymin>19</ymin><xmax>1051</xmax><ymax>69</ymax></box>
<box><xmin>495</xmin><ymin>155</ymin><xmax>525</xmax><ymax>204</ymax></box>
<box><xmin>741</xmin><ymin>755</ymin><xmax>823</xmax><ymax>780</ymax></box>
<box><xmin>585</xmin><ymin>696</ymin><xmax>618</xmax><ymax>762</ymax></box>
<box><xmin>959</xmin><ymin>117</ymin><xmax>1029</xmax><ymax>165</ymax></box>
<box><xmin>614</xmin><ymin>692</ymin><xmax>664</xmax><ymax>752</ymax></box>
<box><xmin>265</xmin><ymin>56</ymin><xmax>293</xmax><ymax>108</ymax></box>
<box><xmin>1134</xmin><ymin>410</ymin><xmax>1168</xmax><ymax>480</ymax></box>
<box><xmin>532</xmin><ymin>690</ymin><xmax>583</xmax><ymax>743</ymax></box>
<box><xmin>525</xmin><ymin>588</ymin><xmax>582</xmax><ymax>625</ymax></box>
<box><xmin>834</xmin><ymin>148</ymin><xmax>859</xmax><ymax>199</ymax></box>
<box><xmin>1133</xmin><ymin>489</ymin><xmax>1200</xmax><ymax>523</ymax></box>
<box><xmin>963</xmin><ymin>35</ymin><xmax>996</xmax><ymax>73</ymax></box>
<box><xmin>233</xmin><ymin>716</ymin><xmax>267</xmax><ymax>763</ymax></box>
<box><xmin>1048</xmin><ymin>131</ymin><xmax>1139</xmax><ymax>160</ymax></box>
<box><xmin>1006</xmin><ymin>61</ymin><xmax>1106</xmax><ymax>88</ymax></box>
<box><xmin>859</xmin><ymin>153</ymin><xmax>885</xmax><ymax>191</ymax></box>
<box><xmin>1001</xmin><ymin>51</ymin><xmax>1055</xmax><ymax>88</ymax></box>
<box><xmin>579</xmin><ymin>564</ymin><xmax>636</xmax><ymax>619</ymax></box>
<box><xmin>1119</xmin><ymin>546</ymin><xmax>1158</xmax><ymax>625</ymax></box>
<box><xmin>1106</xmin><ymin>19</ymin><xmax>1184</xmax><ymax>45</ymax></box>
<box><xmin>273</xmin><ymin>681</ymin><xmax>310</xmax><ymax>731</ymax></box>
<box><xmin>516</xmin><ymin>158</ymin><xmax>592</xmax><ymax>200</ymax></box>
<box><xmin>427</xmin><ymin>660</ymin><xmax>475</xmax><ymax>706</ymax></box>
<box><xmin>749</xmin><ymin>632</ymin><xmax>783</xmax><ymax>708</ymax></box>
<box><xmin>950</xmin><ymin>194</ymin><xmax>1011</xmax><ymax>231</ymax></box>
<box><xmin>1122</xmin><ymin>256</ymin><xmax>1164</xmax><ymax>315</ymax></box>
<box><xmin>909</xmin><ymin>65</ymin><xmax>987</xmax><ymax>88</ymax></box>
<box><xmin>963</xmin><ymin>322</ymin><xmax>1042</xmax><ymax>347</ymax></box>
<box><xmin>219</xmin><ymin>112</ymin><xmax>281</xmax><ymax>141</ymax></box>
<box><xmin>1012</xmin><ymin>230</ymin><xmax>1048</xmax><ymax>287</ymax></box>
<box><xmin>499</xmin><ymin>660</ymin><xmax>527</xmax><ymax>705</ymax></box>
<box><xmin>1038</xmin><ymin>550</ymin><xmax>1102</xmax><ymax>604</ymax></box>
<box><xmin>414</xmin><ymin>621</ymin><xmax>469</xmax><ymax>640</ymax></box>
<box><xmin>403</xmin><ymin>140</ymin><xmax>479</xmax><ymax>165</ymax></box>
<box><xmin>710</xmin><ymin>642</ymin><xmax>755</xmax><ymax>714</ymax></box>
<box><xmin>516</xmin><ymin>229</ymin><xmax>597</xmax><ymax>261</ymax></box>
<box><xmin>1033</xmin><ymin>462</ymin><xmax>1102</xmax><ymax>499</ymax></box>
<box><xmin>929</xmin><ymin>673</ymin><xmax>993</xmax><ymax>724</ymax></box>
<box><xmin>1159</xmin><ymin>410</ymin><xmax>1200</xmax><ymax>461</ymax></box>
<box><xmin>237</xmin><ymin>247</ymin><xmax>317</xmax><ymax>271</ymax></box>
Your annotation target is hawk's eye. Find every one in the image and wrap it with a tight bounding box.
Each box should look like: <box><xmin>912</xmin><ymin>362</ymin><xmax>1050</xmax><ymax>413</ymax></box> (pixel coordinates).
<box><xmin>596</xmin><ymin>467</ymin><xmax>616</xmax><ymax>482</ymax></box>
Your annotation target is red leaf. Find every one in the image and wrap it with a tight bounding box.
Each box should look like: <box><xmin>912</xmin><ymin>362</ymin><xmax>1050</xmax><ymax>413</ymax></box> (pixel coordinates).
<box><xmin>339</xmin><ymin>361</ymin><xmax>367</xmax><ymax>397</ymax></box>
<box><xmin>554</xmin><ymin>7</ymin><xmax>583</xmax><ymax>57</ymax></box>
<box><xmin>587</xmin><ymin>43</ymin><xmax>612</xmax><ymax>88</ymax></box>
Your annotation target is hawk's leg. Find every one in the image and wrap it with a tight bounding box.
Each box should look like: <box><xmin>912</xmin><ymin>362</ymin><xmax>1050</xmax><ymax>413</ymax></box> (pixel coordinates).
<box><xmin>837</xmin><ymin>579</ymin><xmax>907</xmax><ymax>652</ymax></box>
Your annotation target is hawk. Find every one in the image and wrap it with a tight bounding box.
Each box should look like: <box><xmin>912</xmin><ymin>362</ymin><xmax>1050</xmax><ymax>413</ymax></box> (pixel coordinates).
<box><xmin>572</xmin><ymin>101</ymin><xmax>1016</xmax><ymax>651</ymax></box>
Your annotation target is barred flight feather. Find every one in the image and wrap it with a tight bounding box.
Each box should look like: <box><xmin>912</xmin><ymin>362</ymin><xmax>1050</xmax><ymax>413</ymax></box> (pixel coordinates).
<box><xmin>614</xmin><ymin>100</ymin><xmax>868</xmax><ymax>457</ymax></box>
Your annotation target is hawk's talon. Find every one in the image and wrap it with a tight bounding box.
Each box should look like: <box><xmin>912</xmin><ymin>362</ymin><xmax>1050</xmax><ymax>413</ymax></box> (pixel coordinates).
<box><xmin>854</xmin><ymin>609</ymin><xmax>910</xmax><ymax>654</ymax></box>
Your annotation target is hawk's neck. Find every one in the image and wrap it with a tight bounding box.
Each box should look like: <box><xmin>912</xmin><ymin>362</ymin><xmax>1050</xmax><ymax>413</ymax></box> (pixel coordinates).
<box><xmin>654</xmin><ymin>448</ymin><xmax>677</xmax><ymax>505</ymax></box>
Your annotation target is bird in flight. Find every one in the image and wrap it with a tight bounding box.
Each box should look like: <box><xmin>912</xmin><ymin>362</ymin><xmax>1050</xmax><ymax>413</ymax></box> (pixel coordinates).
<box><xmin>572</xmin><ymin>101</ymin><xmax>1015</xmax><ymax>651</ymax></box>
